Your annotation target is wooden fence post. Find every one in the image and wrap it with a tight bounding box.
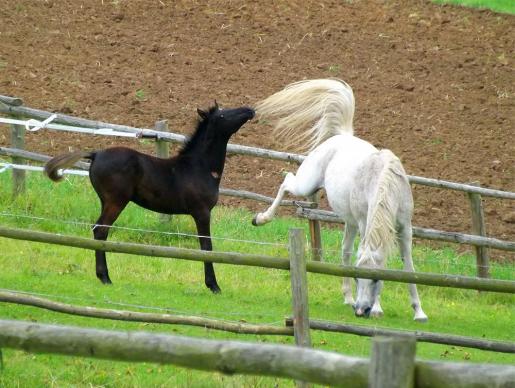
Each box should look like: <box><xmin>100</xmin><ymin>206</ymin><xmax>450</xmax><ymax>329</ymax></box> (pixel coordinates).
<box><xmin>467</xmin><ymin>182</ymin><xmax>489</xmax><ymax>279</ymax></box>
<box><xmin>369</xmin><ymin>336</ymin><xmax>416</xmax><ymax>388</ymax></box>
<box><xmin>155</xmin><ymin>120</ymin><xmax>170</xmax><ymax>159</ymax></box>
<box><xmin>155</xmin><ymin>120</ymin><xmax>172</xmax><ymax>223</ymax></box>
<box><xmin>10</xmin><ymin>118</ymin><xmax>26</xmax><ymax>198</ymax></box>
<box><xmin>307</xmin><ymin>192</ymin><xmax>322</xmax><ymax>261</ymax></box>
<box><xmin>289</xmin><ymin>228</ymin><xmax>312</xmax><ymax>388</ymax></box>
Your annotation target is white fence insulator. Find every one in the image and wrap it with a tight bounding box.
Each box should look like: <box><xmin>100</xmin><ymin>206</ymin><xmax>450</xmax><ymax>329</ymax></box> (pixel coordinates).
<box><xmin>0</xmin><ymin>117</ymin><xmax>138</xmax><ymax>138</ymax></box>
<box><xmin>25</xmin><ymin>114</ymin><xmax>57</xmax><ymax>132</ymax></box>
<box><xmin>0</xmin><ymin>163</ymin><xmax>89</xmax><ymax>177</ymax></box>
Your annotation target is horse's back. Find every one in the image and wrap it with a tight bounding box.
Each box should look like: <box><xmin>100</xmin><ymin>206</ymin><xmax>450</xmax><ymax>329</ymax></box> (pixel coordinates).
<box><xmin>90</xmin><ymin>147</ymin><xmax>145</xmax><ymax>178</ymax></box>
<box><xmin>323</xmin><ymin>135</ymin><xmax>378</xmax><ymax>223</ymax></box>
<box><xmin>89</xmin><ymin>147</ymin><xmax>156</xmax><ymax>201</ymax></box>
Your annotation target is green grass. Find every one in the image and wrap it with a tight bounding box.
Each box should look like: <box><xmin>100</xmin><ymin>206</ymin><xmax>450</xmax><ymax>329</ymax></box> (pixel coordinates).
<box><xmin>0</xmin><ymin>172</ymin><xmax>513</xmax><ymax>387</ymax></box>
<box><xmin>433</xmin><ymin>0</ymin><xmax>515</xmax><ymax>14</ymax></box>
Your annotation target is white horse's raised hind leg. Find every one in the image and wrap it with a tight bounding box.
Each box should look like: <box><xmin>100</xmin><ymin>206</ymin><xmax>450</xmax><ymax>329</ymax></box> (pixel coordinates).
<box><xmin>253</xmin><ymin>151</ymin><xmax>326</xmax><ymax>226</ymax></box>
<box><xmin>341</xmin><ymin>223</ymin><xmax>358</xmax><ymax>305</ymax></box>
<box><xmin>399</xmin><ymin>226</ymin><xmax>428</xmax><ymax>322</ymax></box>
<box><xmin>252</xmin><ymin>173</ymin><xmax>296</xmax><ymax>226</ymax></box>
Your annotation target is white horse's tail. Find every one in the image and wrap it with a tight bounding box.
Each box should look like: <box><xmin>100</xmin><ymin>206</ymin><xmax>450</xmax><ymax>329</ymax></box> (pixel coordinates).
<box><xmin>359</xmin><ymin>150</ymin><xmax>410</xmax><ymax>266</ymax></box>
<box><xmin>255</xmin><ymin>78</ymin><xmax>355</xmax><ymax>152</ymax></box>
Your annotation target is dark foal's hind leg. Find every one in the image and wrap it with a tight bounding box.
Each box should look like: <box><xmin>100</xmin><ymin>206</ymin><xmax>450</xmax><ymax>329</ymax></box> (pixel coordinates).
<box><xmin>193</xmin><ymin>210</ymin><xmax>221</xmax><ymax>293</ymax></box>
<box><xmin>93</xmin><ymin>201</ymin><xmax>128</xmax><ymax>284</ymax></box>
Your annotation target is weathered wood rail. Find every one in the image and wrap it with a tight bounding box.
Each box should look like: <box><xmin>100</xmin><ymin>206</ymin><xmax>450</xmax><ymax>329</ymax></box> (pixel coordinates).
<box><xmin>0</xmin><ymin>147</ymin><xmax>315</xmax><ymax>209</ymax></box>
<box><xmin>1</xmin><ymin>96</ymin><xmax>513</xmax><ymax>197</ymax></box>
<box><xmin>296</xmin><ymin>208</ymin><xmax>515</xmax><ymax>252</ymax></box>
<box><xmin>0</xmin><ymin>319</ymin><xmax>513</xmax><ymax>387</ymax></box>
<box><xmin>1</xmin><ymin>290</ymin><xmax>513</xmax><ymax>353</ymax></box>
<box><xmin>0</xmin><ymin>291</ymin><xmax>292</xmax><ymax>336</ymax></box>
<box><xmin>284</xmin><ymin>318</ymin><xmax>515</xmax><ymax>354</ymax></box>
<box><xmin>0</xmin><ymin>225</ymin><xmax>514</xmax><ymax>293</ymax></box>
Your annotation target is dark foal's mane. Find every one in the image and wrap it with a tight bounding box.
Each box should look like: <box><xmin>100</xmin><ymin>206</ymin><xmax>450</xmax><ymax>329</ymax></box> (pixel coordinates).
<box><xmin>179</xmin><ymin>106</ymin><xmax>218</xmax><ymax>156</ymax></box>
<box><xmin>44</xmin><ymin>103</ymin><xmax>254</xmax><ymax>294</ymax></box>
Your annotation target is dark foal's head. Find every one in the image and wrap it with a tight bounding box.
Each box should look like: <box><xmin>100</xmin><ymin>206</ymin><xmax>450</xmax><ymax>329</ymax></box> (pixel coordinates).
<box><xmin>180</xmin><ymin>102</ymin><xmax>254</xmax><ymax>156</ymax></box>
<box><xmin>197</xmin><ymin>101</ymin><xmax>255</xmax><ymax>136</ymax></box>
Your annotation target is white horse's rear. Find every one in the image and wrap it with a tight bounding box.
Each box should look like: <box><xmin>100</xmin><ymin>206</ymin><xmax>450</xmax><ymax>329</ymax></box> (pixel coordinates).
<box><xmin>256</xmin><ymin>78</ymin><xmax>354</xmax><ymax>152</ymax></box>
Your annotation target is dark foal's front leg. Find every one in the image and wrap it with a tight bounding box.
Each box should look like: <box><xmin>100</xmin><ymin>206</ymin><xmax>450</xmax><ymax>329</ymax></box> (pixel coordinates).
<box><xmin>93</xmin><ymin>202</ymin><xmax>127</xmax><ymax>285</ymax></box>
<box><xmin>193</xmin><ymin>211</ymin><xmax>221</xmax><ymax>293</ymax></box>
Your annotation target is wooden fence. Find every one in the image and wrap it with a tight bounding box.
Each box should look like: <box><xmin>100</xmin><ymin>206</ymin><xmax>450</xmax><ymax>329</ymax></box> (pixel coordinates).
<box><xmin>1</xmin><ymin>94</ymin><xmax>514</xmax><ymax>278</ymax></box>
<box><xmin>0</xmin><ymin>225</ymin><xmax>514</xmax><ymax>293</ymax></box>
<box><xmin>0</xmin><ymin>226</ymin><xmax>513</xmax><ymax>386</ymax></box>
<box><xmin>1</xmin><ymin>319</ymin><xmax>514</xmax><ymax>388</ymax></box>
<box><xmin>1</xmin><ymin>290</ymin><xmax>514</xmax><ymax>353</ymax></box>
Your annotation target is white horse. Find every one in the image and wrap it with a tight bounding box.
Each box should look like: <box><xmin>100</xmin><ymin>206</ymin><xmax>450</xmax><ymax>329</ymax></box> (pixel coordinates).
<box><xmin>252</xmin><ymin>79</ymin><xmax>428</xmax><ymax>321</ymax></box>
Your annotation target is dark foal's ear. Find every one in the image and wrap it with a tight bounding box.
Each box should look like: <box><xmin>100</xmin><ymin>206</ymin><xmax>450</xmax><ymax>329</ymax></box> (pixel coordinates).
<box><xmin>214</xmin><ymin>100</ymin><xmax>219</xmax><ymax>110</ymax></box>
<box><xmin>197</xmin><ymin>108</ymin><xmax>209</xmax><ymax>120</ymax></box>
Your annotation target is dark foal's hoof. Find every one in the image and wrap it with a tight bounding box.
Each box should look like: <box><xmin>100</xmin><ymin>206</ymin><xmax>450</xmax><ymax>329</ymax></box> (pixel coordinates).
<box><xmin>209</xmin><ymin>284</ymin><xmax>222</xmax><ymax>294</ymax></box>
<box><xmin>98</xmin><ymin>277</ymin><xmax>113</xmax><ymax>285</ymax></box>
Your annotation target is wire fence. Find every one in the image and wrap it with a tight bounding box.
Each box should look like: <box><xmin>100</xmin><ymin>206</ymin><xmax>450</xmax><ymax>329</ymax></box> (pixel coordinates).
<box><xmin>0</xmin><ymin>211</ymin><xmax>288</xmax><ymax>249</ymax></box>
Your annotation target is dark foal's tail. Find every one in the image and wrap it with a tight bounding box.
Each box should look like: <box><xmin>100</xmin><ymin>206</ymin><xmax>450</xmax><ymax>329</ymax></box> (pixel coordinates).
<box><xmin>44</xmin><ymin>151</ymin><xmax>94</xmax><ymax>181</ymax></box>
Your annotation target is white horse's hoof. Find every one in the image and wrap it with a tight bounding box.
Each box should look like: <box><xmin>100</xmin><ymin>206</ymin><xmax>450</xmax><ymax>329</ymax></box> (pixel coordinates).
<box><xmin>343</xmin><ymin>297</ymin><xmax>355</xmax><ymax>306</ymax></box>
<box><xmin>252</xmin><ymin>213</ymin><xmax>266</xmax><ymax>226</ymax></box>
<box><xmin>414</xmin><ymin>312</ymin><xmax>428</xmax><ymax>322</ymax></box>
<box><xmin>370</xmin><ymin>308</ymin><xmax>384</xmax><ymax>318</ymax></box>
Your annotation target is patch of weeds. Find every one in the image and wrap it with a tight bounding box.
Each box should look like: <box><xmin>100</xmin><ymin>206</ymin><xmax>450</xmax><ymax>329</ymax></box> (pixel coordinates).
<box><xmin>138</xmin><ymin>139</ymin><xmax>154</xmax><ymax>146</ymax></box>
<box><xmin>428</xmin><ymin>138</ymin><xmax>443</xmax><ymax>145</ymax></box>
<box><xmin>328</xmin><ymin>64</ymin><xmax>341</xmax><ymax>73</ymax></box>
<box><xmin>135</xmin><ymin>89</ymin><xmax>146</xmax><ymax>101</ymax></box>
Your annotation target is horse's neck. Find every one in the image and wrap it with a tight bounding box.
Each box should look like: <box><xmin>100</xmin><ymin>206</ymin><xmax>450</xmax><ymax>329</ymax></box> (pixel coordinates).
<box><xmin>186</xmin><ymin>136</ymin><xmax>230</xmax><ymax>174</ymax></box>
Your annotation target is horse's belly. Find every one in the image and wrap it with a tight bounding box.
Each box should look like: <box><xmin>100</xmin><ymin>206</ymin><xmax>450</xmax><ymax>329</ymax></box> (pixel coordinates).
<box><xmin>325</xmin><ymin>179</ymin><xmax>354</xmax><ymax>222</ymax></box>
<box><xmin>324</xmin><ymin>146</ymin><xmax>375</xmax><ymax>224</ymax></box>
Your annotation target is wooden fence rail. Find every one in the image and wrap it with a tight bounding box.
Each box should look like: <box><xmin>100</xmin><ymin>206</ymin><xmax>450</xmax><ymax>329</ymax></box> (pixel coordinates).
<box><xmin>0</xmin><ymin>291</ymin><xmax>291</xmax><ymax>336</ymax></box>
<box><xmin>284</xmin><ymin>318</ymin><xmax>515</xmax><ymax>354</ymax></box>
<box><xmin>1</xmin><ymin>96</ymin><xmax>513</xmax><ymax>198</ymax></box>
<box><xmin>297</xmin><ymin>207</ymin><xmax>515</xmax><ymax>252</ymax></box>
<box><xmin>1</xmin><ymin>149</ymin><xmax>513</xmax><ymax>256</ymax></box>
<box><xmin>1</xmin><ymin>290</ymin><xmax>513</xmax><ymax>353</ymax></box>
<box><xmin>0</xmin><ymin>225</ymin><xmax>513</xmax><ymax>293</ymax></box>
<box><xmin>0</xmin><ymin>147</ymin><xmax>316</xmax><ymax>209</ymax></box>
<box><xmin>0</xmin><ymin>319</ymin><xmax>369</xmax><ymax>387</ymax></box>
<box><xmin>0</xmin><ymin>319</ymin><xmax>513</xmax><ymax>387</ymax></box>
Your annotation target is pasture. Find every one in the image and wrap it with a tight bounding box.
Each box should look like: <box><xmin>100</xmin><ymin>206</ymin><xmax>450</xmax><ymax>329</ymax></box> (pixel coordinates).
<box><xmin>434</xmin><ymin>0</ymin><xmax>515</xmax><ymax>13</ymax></box>
<box><xmin>0</xmin><ymin>0</ymin><xmax>514</xmax><ymax>386</ymax></box>
<box><xmin>0</xmin><ymin>172</ymin><xmax>513</xmax><ymax>387</ymax></box>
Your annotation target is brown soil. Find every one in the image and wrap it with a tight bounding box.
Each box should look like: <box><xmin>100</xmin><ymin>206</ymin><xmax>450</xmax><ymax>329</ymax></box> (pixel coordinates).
<box><xmin>0</xmin><ymin>1</ymin><xmax>513</xmax><ymax>259</ymax></box>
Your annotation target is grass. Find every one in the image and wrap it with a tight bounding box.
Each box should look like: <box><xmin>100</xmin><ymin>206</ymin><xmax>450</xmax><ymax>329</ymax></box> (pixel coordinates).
<box><xmin>0</xmin><ymin>172</ymin><xmax>513</xmax><ymax>387</ymax></box>
<box><xmin>433</xmin><ymin>0</ymin><xmax>515</xmax><ymax>14</ymax></box>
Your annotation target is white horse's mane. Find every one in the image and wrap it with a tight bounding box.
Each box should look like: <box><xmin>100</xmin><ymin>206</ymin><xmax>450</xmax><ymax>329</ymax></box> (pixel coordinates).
<box><xmin>255</xmin><ymin>78</ymin><xmax>355</xmax><ymax>152</ymax></box>
<box><xmin>357</xmin><ymin>150</ymin><xmax>408</xmax><ymax>267</ymax></box>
